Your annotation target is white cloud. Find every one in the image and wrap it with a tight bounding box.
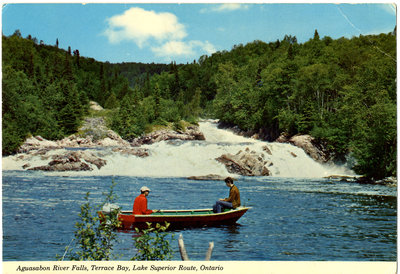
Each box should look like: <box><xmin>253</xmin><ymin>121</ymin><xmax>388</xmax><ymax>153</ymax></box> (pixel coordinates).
<box><xmin>200</xmin><ymin>4</ymin><xmax>249</xmax><ymax>13</ymax></box>
<box><xmin>104</xmin><ymin>7</ymin><xmax>187</xmax><ymax>47</ymax></box>
<box><xmin>152</xmin><ymin>41</ymin><xmax>194</xmax><ymax>56</ymax></box>
<box><xmin>104</xmin><ymin>7</ymin><xmax>216</xmax><ymax>61</ymax></box>
<box><xmin>152</xmin><ymin>40</ymin><xmax>216</xmax><ymax>60</ymax></box>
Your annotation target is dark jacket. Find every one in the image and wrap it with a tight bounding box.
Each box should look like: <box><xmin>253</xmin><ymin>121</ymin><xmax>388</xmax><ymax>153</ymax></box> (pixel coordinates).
<box><xmin>224</xmin><ymin>185</ymin><xmax>241</xmax><ymax>208</ymax></box>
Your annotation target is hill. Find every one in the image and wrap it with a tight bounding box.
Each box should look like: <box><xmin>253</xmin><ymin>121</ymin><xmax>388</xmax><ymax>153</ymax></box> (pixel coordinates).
<box><xmin>2</xmin><ymin>29</ymin><xmax>396</xmax><ymax>179</ymax></box>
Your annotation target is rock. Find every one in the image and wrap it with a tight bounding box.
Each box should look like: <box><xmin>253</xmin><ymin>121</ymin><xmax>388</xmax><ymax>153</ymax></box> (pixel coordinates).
<box><xmin>30</xmin><ymin>162</ymin><xmax>92</xmax><ymax>172</ymax></box>
<box><xmin>57</xmin><ymin>135</ymin><xmax>82</xmax><ymax>147</ymax></box>
<box><xmin>111</xmin><ymin>147</ymin><xmax>149</xmax><ymax>158</ymax></box>
<box><xmin>356</xmin><ymin>176</ymin><xmax>397</xmax><ymax>186</ymax></box>
<box><xmin>379</xmin><ymin>177</ymin><xmax>397</xmax><ymax>186</ymax></box>
<box><xmin>89</xmin><ymin>101</ymin><xmax>104</xmax><ymax>111</ymax></box>
<box><xmin>275</xmin><ymin>133</ymin><xmax>290</xmax><ymax>143</ymax></box>
<box><xmin>28</xmin><ymin>150</ymin><xmax>106</xmax><ymax>171</ymax></box>
<box><xmin>78</xmin><ymin>151</ymin><xmax>107</xmax><ymax>169</ymax></box>
<box><xmin>22</xmin><ymin>163</ymin><xmax>31</xmax><ymax>169</ymax></box>
<box><xmin>95</xmin><ymin>137</ymin><xmax>127</xmax><ymax>147</ymax></box>
<box><xmin>78</xmin><ymin>117</ymin><xmax>109</xmax><ymax>141</ymax></box>
<box><xmin>186</xmin><ymin>127</ymin><xmax>206</xmax><ymax>141</ymax></box>
<box><xmin>288</xmin><ymin>135</ymin><xmax>330</xmax><ymax>163</ymax></box>
<box><xmin>262</xmin><ymin>145</ymin><xmax>272</xmax><ymax>155</ymax></box>
<box><xmin>31</xmin><ymin>148</ymin><xmax>52</xmax><ymax>156</ymax></box>
<box><xmin>132</xmin><ymin>126</ymin><xmax>205</xmax><ymax>146</ymax></box>
<box><xmin>324</xmin><ymin>175</ymin><xmax>356</xmax><ymax>182</ymax></box>
<box><xmin>216</xmin><ymin>148</ymin><xmax>271</xmax><ymax>176</ymax></box>
<box><xmin>18</xmin><ymin>136</ymin><xmax>59</xmax><ymax>153</ymax></box>
<box><xmin>35</xmin><ymin>136</ymin><xmax>45</xmax><ymax>141</ymax></box>
<box><xmin>187</xmin><ymin>174</ymin><xmax>227</xmax><ymax>181</ymax></box>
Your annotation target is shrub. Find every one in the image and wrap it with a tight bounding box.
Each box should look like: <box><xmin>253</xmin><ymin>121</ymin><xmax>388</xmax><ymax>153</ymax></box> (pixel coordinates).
<box><xmin>132</xmin><ymin>222</ymin><xmax>175</xmax><ymax>261</ymax></box>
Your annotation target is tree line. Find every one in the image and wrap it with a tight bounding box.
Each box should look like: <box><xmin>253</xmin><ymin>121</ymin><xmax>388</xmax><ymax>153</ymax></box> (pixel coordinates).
<box><xmin>2</xmin><ymin>29</ymin><xmax>396</xmax><ymax>179</ymax></box>
<box><xmin>2</xmin><ymin>31</ymin><xmax>169</xmax><ymax>153</ymax></box>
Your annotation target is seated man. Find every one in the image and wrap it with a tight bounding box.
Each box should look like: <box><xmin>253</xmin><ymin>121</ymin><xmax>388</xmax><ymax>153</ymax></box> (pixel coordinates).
<box><xmin>133</xmin><ymin>186</ymin><xmax>158</xmax><ymax>215</ymax></box>
<box><xmin>213</xmin><ymin>177</ymin><xmax>241</xmax><ymax>213</ymax></box>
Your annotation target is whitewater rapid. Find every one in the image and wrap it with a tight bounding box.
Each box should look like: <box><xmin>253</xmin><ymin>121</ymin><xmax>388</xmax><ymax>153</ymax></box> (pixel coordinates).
<box><xmin>2</xmin><ymin>120</ymin><xmax>354</xmax><ymax>178</ymax></box>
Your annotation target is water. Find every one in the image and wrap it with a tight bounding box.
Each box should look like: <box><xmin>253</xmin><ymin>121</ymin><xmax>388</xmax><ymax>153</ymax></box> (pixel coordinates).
<box><xmin>2</xmin><ymin>120</ymin><xmax>396</xmax><ymax>261</ymax></box>
<box><xmin>3</xmin><ymin>120</ymin><xmax>353</xmax><ymax>178</ymax></box>
<box><xmin>2</xmin><ymin>172</ymin><xmax>396</xmax><ymax>261</ymax></box>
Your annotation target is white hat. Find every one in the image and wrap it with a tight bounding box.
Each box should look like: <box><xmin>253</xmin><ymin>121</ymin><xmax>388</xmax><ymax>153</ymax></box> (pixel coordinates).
<box><xmin>140</xmin><ymin>186</ymin><xmax>151</xmax><ymax>192</ymax></box>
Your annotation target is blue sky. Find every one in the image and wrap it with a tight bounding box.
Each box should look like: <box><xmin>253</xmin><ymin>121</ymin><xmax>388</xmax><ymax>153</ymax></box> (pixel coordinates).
<box><xmin>2</xmin><ymin>3</ymin><xmax>396</xmax><ymax>64</ymax></box>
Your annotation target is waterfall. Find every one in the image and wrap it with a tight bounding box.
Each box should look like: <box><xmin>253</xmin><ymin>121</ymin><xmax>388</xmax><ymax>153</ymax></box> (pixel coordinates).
<box><xmin>2</xmin><ymin>120</ymin><xmax>354</xmax><ymax>178</ymax></box>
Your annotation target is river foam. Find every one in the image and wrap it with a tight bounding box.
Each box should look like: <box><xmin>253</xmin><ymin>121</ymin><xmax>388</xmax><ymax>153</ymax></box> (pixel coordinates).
<box><xmin>2</xmin><ymin>120</ymin><xmax>354</xmax><ymax>178</ymax></box>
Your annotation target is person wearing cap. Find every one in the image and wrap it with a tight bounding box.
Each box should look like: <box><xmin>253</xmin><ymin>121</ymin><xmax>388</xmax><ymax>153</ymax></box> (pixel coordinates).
<box><xmin>133</xmin><ymin>186</ymin><xmax>158</xmax><ymax>215</ymax></box>
<box><xmin>213</xmin><ymin>177</ymin><xmax>241</xmax><ymax>213</ymax></box>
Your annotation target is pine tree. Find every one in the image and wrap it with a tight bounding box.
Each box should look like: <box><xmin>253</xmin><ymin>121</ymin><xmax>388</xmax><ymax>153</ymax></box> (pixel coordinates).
<box><xmin>313</xmin><ymin>29</ymin><xmax>320</xmax><ymax>41</ymax></box>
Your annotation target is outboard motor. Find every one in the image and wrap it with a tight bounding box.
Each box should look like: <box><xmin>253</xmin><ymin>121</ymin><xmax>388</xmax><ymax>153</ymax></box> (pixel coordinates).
<box><xmin>102</xmin><ymin>203</ymin><xmax>120</xmax><ymax>215</ymax></box>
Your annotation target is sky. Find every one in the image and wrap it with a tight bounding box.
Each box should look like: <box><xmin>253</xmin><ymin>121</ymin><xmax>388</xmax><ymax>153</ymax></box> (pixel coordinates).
<box><xmin>1</xmin><ymin>2</ymin><xmax>397</xmax><ymax>64</ymax></box>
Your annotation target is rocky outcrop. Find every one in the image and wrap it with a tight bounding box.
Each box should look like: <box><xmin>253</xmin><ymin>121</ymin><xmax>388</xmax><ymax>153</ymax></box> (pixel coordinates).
<box><xmin>356</xmin><ymin>176</ymin><xmax>397</xmax><ymax>186</ymax></box>
<box><xmin>111</xmin><ymin>147</ymin><xmax>149</xmax><ymax>157</ymax></box>
<box><xmin>89</xmin><ymin>101</ymin><xmax>104</xmax><ymax>111</ymax></box>
<box><xmin>77</xmin><ymin>116</ymin><xmax>128</xmax><ymax>145</ymax></box>
<box><xmin>29</xmin><ymin>161</ymin><xmax>92</xmax><ymax>172</ymax></box>
<box><xmin>324</xmin><ymin>175</ymin><xmax>397</xmax><ymax>186</ymax></box>
<box><xmin>18</xmin><ymin>136</ymin><xmax>60</xmax><ymax>153</ymax></box>
<box><xmin>28</xmin><ymin>151</ymin><xmax>104</xmax><ymax>171</ymax></box>
<box><xmin>15</xmin><ymin>104</ymin><xmax>209</xmax><ymax>172</ymax></box>
<box><xmin>187</xmin><ymin>174</ymin><xmax>228</xmax><ymax>181</ymax></box>
<box><xmin>276</xmin><ymin>133</ymin><xmax>330</xmax><ymax>163</ymax></box>
<box><xmin>324</xmin><ymin>175</ymin><xmax>356</xmax><ymax>182</ymax></box>
<box><xmin>19</xmin><ymin>131</ymin><xmax>129</xmax><ymax>153</ymax></box>
<box><xmin>131</xmin><ymin>126</ymin><xmax>205</xmax><ymax>146</ymax></box>
<box><xmin>216</xmin><ymin>147</ymin><xmax>271</xmax><ymax>176</ymax></box>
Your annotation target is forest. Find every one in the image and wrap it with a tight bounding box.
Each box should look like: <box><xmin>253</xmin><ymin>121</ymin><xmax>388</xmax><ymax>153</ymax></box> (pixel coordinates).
<box><xmin>2</xmin><ymin>29</ymin><xmax>396</xmax><ymax>179</ymax></box>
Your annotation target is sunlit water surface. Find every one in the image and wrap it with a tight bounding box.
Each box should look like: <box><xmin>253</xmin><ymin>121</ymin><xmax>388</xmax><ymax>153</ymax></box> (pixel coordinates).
<box><xmin>3</xmin><ymin>171</ymin><xmax>396</xmax><ymax>261</ymax></box>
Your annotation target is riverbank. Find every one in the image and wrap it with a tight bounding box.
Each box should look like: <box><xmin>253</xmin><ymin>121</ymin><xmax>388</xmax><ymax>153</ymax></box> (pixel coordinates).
<box><xmin>3</xmin><ymin>102</ymin><xmax>395</xmax><ymax>184</ymax></box>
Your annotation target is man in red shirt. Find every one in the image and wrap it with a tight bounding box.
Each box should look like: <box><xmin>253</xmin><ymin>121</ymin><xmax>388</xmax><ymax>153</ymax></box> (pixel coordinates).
<box><xmin>133</xmin><ymin>186</ymin><xmax>158</xmax><ymax>215</ymax></box>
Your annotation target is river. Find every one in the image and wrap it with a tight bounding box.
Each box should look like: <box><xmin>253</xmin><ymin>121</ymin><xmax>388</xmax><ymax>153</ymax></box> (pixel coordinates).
<box><xmin>2</xmin><ymin>120</ymin><xmax>397</xmax><ymax>261</ymax></box>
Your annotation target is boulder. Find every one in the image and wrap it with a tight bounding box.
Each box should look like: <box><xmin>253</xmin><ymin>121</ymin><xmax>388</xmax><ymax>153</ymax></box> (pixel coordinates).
<box><xmin>275</xmin><ymin>133</ymin><xmax>290</xmax><ymax>143</ymax></box>
<box><xmin>288</xmin><ymin>135</ymin><xmax>329</xmax><ymax>163</ymax></box>
<box><xmin>77</xmin><ymin>151</ymin><xmax>107</xmax><ymax>169</ymax></box>
<box><xmin>187</xmin><ymin>174</ymin><xmax>227</xmax><ymax>181</ymax></box>
<box><xmin>262</xmin><ymin>145</ymin><xmax>272</xmax><ymax>155</ymax></box>
<box><xmin>111</xmin><ymin>147</ymin><xmax>149</xmax><ymax>158</ymax></box>
<box><xmin>18</xmin><ymin>136</ymin><xmax>59</xmax><ymax>153</ymax></box>
<box><xmin>356</xmin><ymin>176</ymin><xmax>397</xmax><ymax>186</ymax></box>
<box><xmin>28</xmin><ymin>150</ymin><xmax>106</xmax><ymax>171</ymax></box>
<box><xmin>324</xmin><ymin>175</ymin><xmax>356</xmax><ymax>182</ymax></box>
<box><xmin>29</xmin><ymin>162</ymin><xmax>92</xmax><ymax>172</ymax></box>
<box><xmin>132</xmin><ymin>126</ymin><xmax>205</xmax><ymax>146</ymax></box>
<box><xmin>216</xmin><ymin>147</ymin><xmax>271</xmax><ymax>176</ymax></box>
<box><xmin>89</xmin><ymin>101</ymin><xmax>104</xmax><ymax>111</ymax></box>
<box><xmin>77</xmin><ymin>117</ymin><xmax>110</xmax><ymax>141</ymax></box>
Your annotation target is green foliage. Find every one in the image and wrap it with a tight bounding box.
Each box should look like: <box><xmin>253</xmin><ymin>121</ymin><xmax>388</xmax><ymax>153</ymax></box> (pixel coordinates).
<box><xmin>60</xmin><ymin>180</ymin><xmax>121</xmax><ymax>261</ymax></box>
<box><xmin>104</xmin><ymin>92</ymin><xmax>119</xmax><ymax>109</ymax></box>
<box><xmin>207</xmin><ymin>33</ymin><xmax>396</xmax><ymax>179</ymax></box>
<box><xmin>3</xmin><ymin>30</ymin><xmax>396</xmax><ymax>179</ymax></box>
<box><xmin>132</xmin><ymin>222</ymin><xmax>175</xmax><ymax>261</ymax></box>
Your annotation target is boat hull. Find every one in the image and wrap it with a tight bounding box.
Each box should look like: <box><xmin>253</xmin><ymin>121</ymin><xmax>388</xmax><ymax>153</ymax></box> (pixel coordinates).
<box><xmin>115</xmin><ymin>207</ymin><xmax>250</xmax><ymax>230</ymax></box>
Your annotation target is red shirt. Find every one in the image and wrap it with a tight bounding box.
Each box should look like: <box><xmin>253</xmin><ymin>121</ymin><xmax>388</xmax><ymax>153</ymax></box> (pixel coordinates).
<box><xmin>133</xmin><ymin>194</ymin><xmax>153</xmax><ymax>215</ymax></box>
